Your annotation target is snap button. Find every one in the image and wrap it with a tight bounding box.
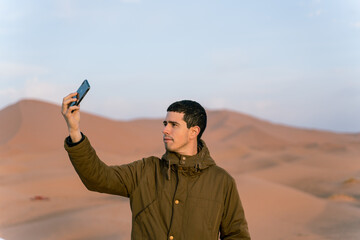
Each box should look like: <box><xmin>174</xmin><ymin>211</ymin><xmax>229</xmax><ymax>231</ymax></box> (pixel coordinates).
<box><xmin>169</xmin><ymin>236</ymin><xmax>174</xmax><ymax>240</ymax></box>
<box><xmin>175</xmin><ymin>200</ymin><xmax>179</xmax><ymax>204</ymax></box>
<box><xmin>182</xmin><ymin>156</ymin><xmax>186</xmax><ymax>160</ymax></box>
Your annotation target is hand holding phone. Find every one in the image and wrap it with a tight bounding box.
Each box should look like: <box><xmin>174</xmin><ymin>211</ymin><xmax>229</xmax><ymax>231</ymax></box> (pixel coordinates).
<box><xmin>69</xmin><ymin>79</ymin><xmax>90</xmax><ymax>107</ymax></box>
<box><xmin>62</xmin><ymin>80</ymin><xmax>90</xmax><ymax>143</ymax></box>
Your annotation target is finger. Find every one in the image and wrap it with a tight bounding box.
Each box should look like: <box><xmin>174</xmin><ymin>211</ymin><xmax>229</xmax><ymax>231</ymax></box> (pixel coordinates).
<box><xmin>62</xmin><ymin>94</ymin><xmax>78</xmax><ymax>113</ymax></box>
<box><xmin>62</xmin><ymin>99</ymin><xmax>75</xmax><ymax>115</ymax></box>
<box><xmin>63</xmin><ymin>92</ymin><xmax>78</xmax><ymax>102</ymax></box>
<box><xmin>67</xmin><ymin>106</ymin><xmax>80</xmax><ymax>115</ymax></box>
<box><xmin>62</xmin><ymin>92</ymin><xmax>77</xmax><ymax>106</ymax></box>
<box><xmin>68</xmin><ymin>92</ymin><xmax>78</xmax><ymax>98</ymax></box>
<box><xmin>66</xmin><ymin>97</ymin><xmax>78</xmax><ymax>106</ymax></box>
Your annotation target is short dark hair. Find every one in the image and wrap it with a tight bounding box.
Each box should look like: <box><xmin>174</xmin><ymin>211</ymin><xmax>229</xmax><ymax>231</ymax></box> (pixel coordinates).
<box><xmin>167</xmin><ymin>100</ymin><xmax>207</xmax><ymax>141</ymax></box>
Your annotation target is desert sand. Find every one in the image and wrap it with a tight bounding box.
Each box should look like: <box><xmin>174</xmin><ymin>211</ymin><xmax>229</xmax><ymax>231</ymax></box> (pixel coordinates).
<box><xmin>1</xmin><ymin>99</ymin><xmax>360</xmax><ymax>240</ymax></box>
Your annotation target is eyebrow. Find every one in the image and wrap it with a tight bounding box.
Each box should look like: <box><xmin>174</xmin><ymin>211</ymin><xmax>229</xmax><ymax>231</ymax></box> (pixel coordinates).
<box><xmin>163</xmin><ymin>120</ymin><xmax>180</xmax><ymax>125</ymax></box>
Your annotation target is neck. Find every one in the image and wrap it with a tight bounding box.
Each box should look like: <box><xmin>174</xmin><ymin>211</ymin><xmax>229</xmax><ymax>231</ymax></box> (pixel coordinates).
<box><xmin>185</xmin><ymin>143</ymin><xmax>198</xmax><ymax>156</ymax></box>
<box><xmin>172</xmin><ymin>140</ymin><xmax>199</xmax><ymax>156</ymax></box>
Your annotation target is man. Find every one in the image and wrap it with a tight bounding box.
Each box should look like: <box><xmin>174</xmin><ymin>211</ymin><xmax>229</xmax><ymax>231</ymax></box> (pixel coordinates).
<box><xmin>62</xmin><ymin>92</ymin><xmax>251</xmax><ymax>240</ymax></box>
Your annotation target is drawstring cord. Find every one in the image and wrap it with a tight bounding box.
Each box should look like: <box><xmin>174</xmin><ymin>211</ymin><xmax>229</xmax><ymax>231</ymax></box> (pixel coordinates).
<box><xmin>167</xmin><ymin>159</ymin><xmax>171</xmax><ymax>180</ymax></box>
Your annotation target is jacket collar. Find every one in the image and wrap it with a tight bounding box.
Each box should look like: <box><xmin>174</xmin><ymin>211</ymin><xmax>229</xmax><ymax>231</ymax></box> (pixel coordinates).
<box><xmin>161</xmin><ymin>140</ymin><xmax>215</xmax><ymax>179</ymax></box>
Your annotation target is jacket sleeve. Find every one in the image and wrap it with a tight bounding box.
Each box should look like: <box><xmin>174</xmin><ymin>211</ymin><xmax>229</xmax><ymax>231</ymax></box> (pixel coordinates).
<box><xmin>64</xmin><ymin>134</ymin><xmax>145</xmax><ymax>197</ymax></box>
<box><xmin>220</xmin><ymin>177</ymin><xmax>251</xmax><ymax>240</ymax></box>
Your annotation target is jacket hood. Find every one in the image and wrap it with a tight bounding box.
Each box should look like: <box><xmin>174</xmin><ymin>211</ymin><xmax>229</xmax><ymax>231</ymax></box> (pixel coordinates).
<box><xmin>161</xmin><ymin>140</ymin><xmax>216</xmax><ymax>179</ymax></box>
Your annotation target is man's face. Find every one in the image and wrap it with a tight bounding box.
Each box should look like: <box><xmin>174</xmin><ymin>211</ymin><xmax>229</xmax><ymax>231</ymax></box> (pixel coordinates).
<box><xmin>162</xmin><ymin>111</ymin><xmax>192</xmax><ymax>155</ymax></box>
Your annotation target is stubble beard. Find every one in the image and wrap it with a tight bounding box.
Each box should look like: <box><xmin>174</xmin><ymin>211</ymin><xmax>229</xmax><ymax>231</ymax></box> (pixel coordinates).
<box><xmin>164</xmin><ymin>140</ymin><xmax>190</xmax><ymax>154</ymax></box>
<box><xmin>164</xmin><ymin>142</ymin><xmax>174</xmax><ymax>152</ymax></box>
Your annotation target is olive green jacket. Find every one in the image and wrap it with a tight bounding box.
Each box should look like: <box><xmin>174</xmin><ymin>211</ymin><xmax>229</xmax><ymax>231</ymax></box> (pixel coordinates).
<box><xmin>64</xmin><ymin>135</ymin><xmax>250</xmax><ymax>240</ymax></box>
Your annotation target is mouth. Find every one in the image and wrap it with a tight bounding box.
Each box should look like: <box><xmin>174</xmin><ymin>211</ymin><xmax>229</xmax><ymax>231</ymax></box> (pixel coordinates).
<box><xmin>163</xmin><ymin>136</ymin><xmax>173</xmax><ymax>142</ymax></box>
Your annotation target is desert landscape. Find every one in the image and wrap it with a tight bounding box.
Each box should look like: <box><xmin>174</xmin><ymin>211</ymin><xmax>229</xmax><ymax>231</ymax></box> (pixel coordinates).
<box><xmin>1</xmin><ymin>99</ymin><xmax>360</xmax><ymax>240</ymax></box>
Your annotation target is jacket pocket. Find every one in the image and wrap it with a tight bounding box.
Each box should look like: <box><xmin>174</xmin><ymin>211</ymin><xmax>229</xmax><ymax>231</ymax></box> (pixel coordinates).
<box><xmin>184</xmin><ymin>197</ymin><xmax>222</xmax><ymax>239</ymax></box>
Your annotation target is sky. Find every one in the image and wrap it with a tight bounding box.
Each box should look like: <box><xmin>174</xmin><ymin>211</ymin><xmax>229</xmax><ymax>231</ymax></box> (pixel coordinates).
<box><xmin>1</xmin><ymin>0</ymin><xmax>360</xmax><ymax>133</ymax></box>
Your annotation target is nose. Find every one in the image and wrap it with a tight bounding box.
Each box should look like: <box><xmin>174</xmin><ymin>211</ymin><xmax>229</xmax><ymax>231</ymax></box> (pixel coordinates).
<box><xmin>162</xmin><ymin>124</ymin><xmax>170</xmax><ymax>135</ymax></box>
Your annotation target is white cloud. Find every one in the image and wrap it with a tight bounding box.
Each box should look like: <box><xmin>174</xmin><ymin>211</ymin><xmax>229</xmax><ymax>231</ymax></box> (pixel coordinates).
<box><xmin>23</xmin><ymin>78</ymin><xmax>60</xmax><ymax>99</ymax></box>
<box><xmin>351</xmin><ymin>21</ymin><xmax>360</xmax><ymax>28</ymax></box>
<box><xmin>0</xmin><ymin>87</ymin><xmax>17</xmax><ymax>95</ymax></box>
<box><xmin>0</xmin><ymin>62</ymin><xmax>48</xmax><ymax>79</ymax></box>
<box><xmin>211</xmin><ymin>48</ymin><xmax>251</xmax><ymax>67</ymax></box>
<box><xmin>0</xmin><ymin>62</ymin><xmax>55</xmax><ymax>110</ymax></box>
<box><xmin>0</xmin><ymin>78</ymin><xmax>72</xmax><ymax>110</ymax></box>
<box><xmin>206</xmin><ymin>98</ymin><xmax>229</xmax><ymax>110</ymax></box>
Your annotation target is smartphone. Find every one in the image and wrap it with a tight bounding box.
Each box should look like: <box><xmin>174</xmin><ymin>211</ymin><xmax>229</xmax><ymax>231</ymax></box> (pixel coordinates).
<box><xmin>69</xmin><ymin>80</ymin><xmax>90</xmax><ymax>107</ymax></box>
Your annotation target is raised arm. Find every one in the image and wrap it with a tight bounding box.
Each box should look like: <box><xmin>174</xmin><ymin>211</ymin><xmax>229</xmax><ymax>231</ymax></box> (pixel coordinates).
<box><xmin>61</xmin><ymin>93</ymin><xmax>148</xmax><ymax>197</ymax></box>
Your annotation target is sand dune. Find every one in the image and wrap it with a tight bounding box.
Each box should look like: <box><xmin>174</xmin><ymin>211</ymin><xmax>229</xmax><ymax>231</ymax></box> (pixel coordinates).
<box><xmin>1</xmin><ymin>99</ymin><xmax>360</xmax><ymax>240</ymax></box>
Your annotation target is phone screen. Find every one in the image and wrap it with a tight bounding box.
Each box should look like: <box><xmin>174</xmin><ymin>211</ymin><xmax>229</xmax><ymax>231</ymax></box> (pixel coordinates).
<box><xmin>70</xmin><ymin>80</ymin><xmax>90</xmax><ymax>107</ymax></box>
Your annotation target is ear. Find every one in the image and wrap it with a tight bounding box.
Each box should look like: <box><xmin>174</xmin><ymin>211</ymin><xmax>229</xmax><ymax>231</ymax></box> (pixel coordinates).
<box><xmin>189</xmin><ymin>126</ymin><xmax>200</xmax><ymax>140</ymax></box>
